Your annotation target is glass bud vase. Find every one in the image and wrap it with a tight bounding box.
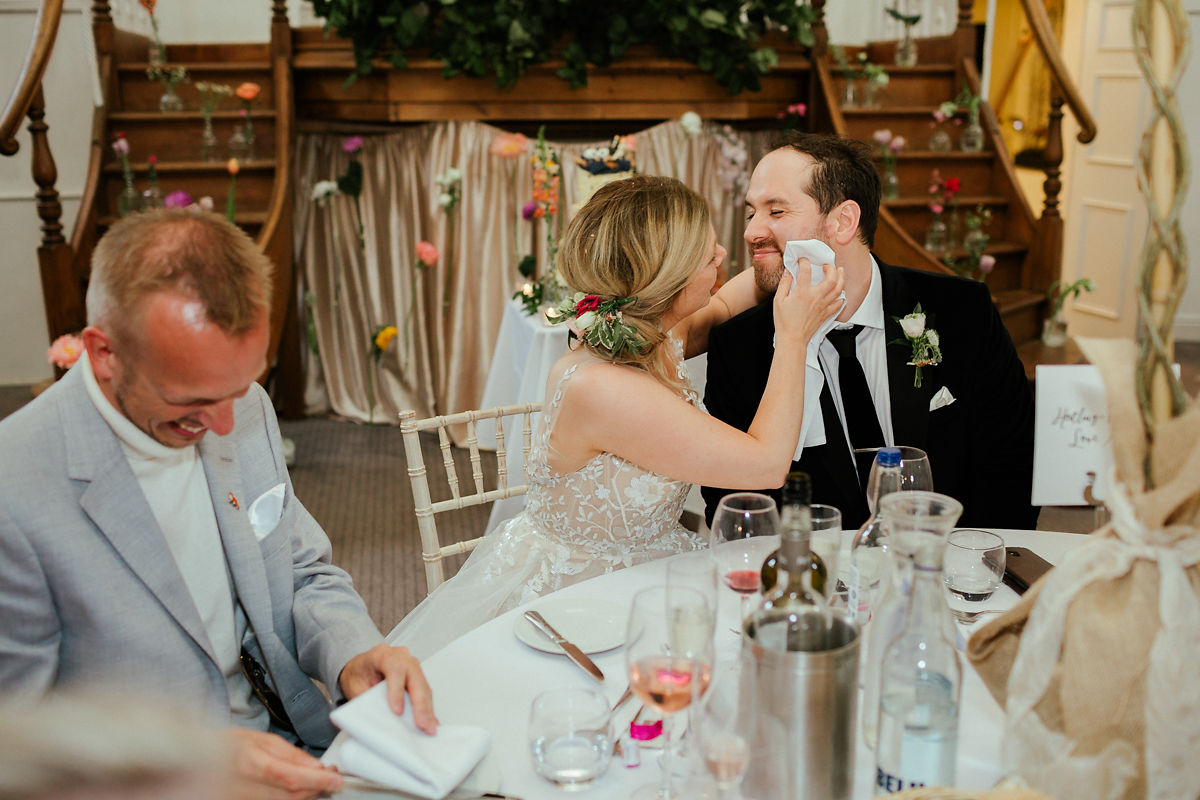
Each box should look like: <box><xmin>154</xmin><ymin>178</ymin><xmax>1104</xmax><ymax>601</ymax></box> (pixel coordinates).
<box><xmin>963</xmin><ymin>227</ymin><xmax>988</xmax><ymax>253</ymax></box>
<box><xmin>141</xmin><ymin>184</ymin><xmax>164</xmax><ymax>210</ymax></box>
<box><xmin>924</xmin><ymin>215</ymin><xmax>948</xmax><ymax>253</ymax></box>
<box><xmin>947</xmin><ymin>209</ymin><xmax>961</xmax><ymax>249</ymax></box>
<box><xmin>1042</xmin><ymin>314</ymin><xmax>1069</xmax><ymax>347</ymax></box>
<box><xmin>863</xmin><ymin>80</ymin><xmax>882</xmax><ymax>109</ymax></box>
<box><xmin>895</xmin><ymin>28</ymin><xmax>918</xmax><ymax>67</ymax></box>
<box><xmin>841</xmin><ymin>79</ymin><xmax>860</xmax><ymax>109</ymax></box>
<box><xmin>117</xmin><ymin>181</ymin><xmax>141</xmax><ymax>218</ymax></box>
<box><xmin>200</xmin><ymin>116</ymin><xmax>219</xmax><ymax>162</ymax></box>
<box><xmin>929</xmin><ymin>128</ymin><xmax>952</xmax><ymax>152</ymax></box>
<box><xmin>960</xmin><ymin>112</ymin><xmax>985</xmax><ymax>152</ymax></box>
<box><xmin>159</xmin><ymin>86</ymin><xmax>184</xmax><ymax>113</ymax></box>
<box><xmin>228</xmin><ymin>126</ymin><xmax>250</xmax><ymax>161</ymax></box>
<box><xmin>148</xmin><ymin>39</ymin><xmax>165</xmax><ymax>67</ymax></box>
<box><xmin>883</xmin><ymin>168</ymin><xmax>900</xmax><ymax>201</ymax></box>
<box><xmin>243</xmin><ymin>118</ymin><xmax>257</xmax><ymax>162</ymax></box>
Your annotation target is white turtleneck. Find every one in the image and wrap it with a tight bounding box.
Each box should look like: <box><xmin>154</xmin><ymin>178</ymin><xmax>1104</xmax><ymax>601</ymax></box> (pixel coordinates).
<box><xmin>80</xmin><ymin>351</ymin><xmax>268</xmax><ymax>730</ymax></box>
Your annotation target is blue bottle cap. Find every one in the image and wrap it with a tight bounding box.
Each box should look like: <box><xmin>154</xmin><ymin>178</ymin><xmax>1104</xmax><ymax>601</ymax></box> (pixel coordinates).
<box><xmin>877</xmin><ymin>447</ymin><xmax>901</xmax><ymax>467</ymax></box>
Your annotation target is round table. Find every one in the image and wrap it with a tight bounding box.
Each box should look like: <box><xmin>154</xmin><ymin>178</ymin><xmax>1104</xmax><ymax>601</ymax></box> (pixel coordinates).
<box><xmin>349</xmin><ymin>529</ymin><xmax>1085</xmax><ymax>799</ymax></box>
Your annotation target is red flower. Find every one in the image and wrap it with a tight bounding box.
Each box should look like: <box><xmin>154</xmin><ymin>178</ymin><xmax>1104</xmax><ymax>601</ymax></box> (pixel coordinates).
<box><xmin>945</xmin><ymin>177</ymin><xmax>961</xmax><ymax>194</ymax></box>
<box><xmin>576</xmin><ymin>295</ymin><xmax>601</xmax><ymax>314</ymax></box>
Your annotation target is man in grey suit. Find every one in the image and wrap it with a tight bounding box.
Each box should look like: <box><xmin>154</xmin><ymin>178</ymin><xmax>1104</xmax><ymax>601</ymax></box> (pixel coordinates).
<box><xmin>0</xmin><ymin>209</ymin><xmax>436</xmax><ymax>799</ymax></box>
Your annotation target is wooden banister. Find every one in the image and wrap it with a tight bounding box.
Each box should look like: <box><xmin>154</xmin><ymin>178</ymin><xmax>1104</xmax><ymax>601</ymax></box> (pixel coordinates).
<box><xmin>1017</xmin><ymin>0</ymin><xmax>1097</xmax><ymax>144</ymax></box>
<box><xmin>1</xmin><ymin>0</ymin><xmax>63</xmax><ymax>156</ymax></box>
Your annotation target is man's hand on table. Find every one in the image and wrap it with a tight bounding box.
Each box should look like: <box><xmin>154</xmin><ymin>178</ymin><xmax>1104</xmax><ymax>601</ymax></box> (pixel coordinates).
<box><xmin>227</xmin><ymin>728</ymin><xmax>343</xmax><ymax>800</ymax></box>
<box><xmin>339</xmin><ymin>642</ymin><xmax>439</xmax><ymax>734</ymax></box>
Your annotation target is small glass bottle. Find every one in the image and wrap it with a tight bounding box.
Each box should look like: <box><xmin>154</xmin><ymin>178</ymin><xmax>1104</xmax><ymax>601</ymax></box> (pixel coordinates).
<box><xmin>761</xmin><ymin>471</ymin><xmax>827</xmax><ymax>597</ymax></box>
<box><xmin>849</xmin><ymin>447</ymin><xmax>902</xmax><ymax>626</ymax></box>
<box><xmin>928</xmin><ymin>128</ymin><xmax>952</xmax><ymax>153</ymax></box>
<box><xmin>747</xmin><ymin>472</ymin><xmax>822</xmax><ymax>652</ymax></box>
<box><xmin>960</xmin><ymin>108</ymin><xmax>984</xmax><ymax>153</ymax></box>
<box><xmin>141</xmin><ymin>155</ymin><xmax>163</xmax><ymax>209</ymax></box>
<box><xmin>874</xmin><ymin>543</ymin><xmax>962</xmax><ymax>792</ymax></box>
<box><xmin>883</xmin><ymin>168</ymin><xmax>900</xmax><ymax>201</ymax></box>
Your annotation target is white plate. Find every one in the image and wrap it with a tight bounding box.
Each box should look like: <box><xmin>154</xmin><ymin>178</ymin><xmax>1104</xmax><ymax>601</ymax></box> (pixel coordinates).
<box><xmin>513</xmin><ymin>597</ymin><xmax>629</xmax><ymax>655</ymax></box>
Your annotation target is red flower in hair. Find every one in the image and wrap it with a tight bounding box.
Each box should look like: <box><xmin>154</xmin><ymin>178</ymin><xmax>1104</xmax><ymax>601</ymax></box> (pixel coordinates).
<box><xmin>576</xmin><ymin>295</ymin><xmax>602</xmax><ymax>314</ymax></box>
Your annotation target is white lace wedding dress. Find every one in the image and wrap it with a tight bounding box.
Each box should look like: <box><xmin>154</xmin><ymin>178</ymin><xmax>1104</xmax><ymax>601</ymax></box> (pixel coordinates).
<box><xmin>388</xmin><ymin>342</ymin><xmax>704</xmax><ymax>660</ymax></box>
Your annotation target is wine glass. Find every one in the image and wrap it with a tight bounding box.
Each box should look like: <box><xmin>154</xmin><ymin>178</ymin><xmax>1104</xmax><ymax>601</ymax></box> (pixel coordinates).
<box><xmin>665</xmin><ymin>553</ymin><xmax>720</xmax><ymax>776</ymax></box>
<box><xmin>708</xmin><ymin>493</ymin><xmax>781</xmax><ymax>628</ymax></box>
<box><xmin>859</xmin><ymin>445</ymin><xmax>934</xmax><ymax>514</ymax></box>
<box><xmin>693</xmin><ymin>654</ymin><xmax>757</xmax><ymax>800</ymax></box>
<box><xmin>626</xmin><ymin>585</ymin><xmax>716</xmax><ymax>800</ymax></box>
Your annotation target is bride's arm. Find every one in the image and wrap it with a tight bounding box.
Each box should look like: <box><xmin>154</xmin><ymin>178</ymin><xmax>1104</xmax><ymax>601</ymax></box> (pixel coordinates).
<box><xmin>552</xmin><ymin>268</ymin><xmax>844</xmax><ymax>488</ymax></box>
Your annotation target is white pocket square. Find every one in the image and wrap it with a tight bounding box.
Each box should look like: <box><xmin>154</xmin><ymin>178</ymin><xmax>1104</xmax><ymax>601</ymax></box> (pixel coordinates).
<box><xmin>247</xmin><ymin>483</ymin><xmax>286</xmax><ymax>540</ymax></box>
<box><xmin>929</xmin><ymin>386</ymin><xmax>956</xmax><ymax>412</ymax></box>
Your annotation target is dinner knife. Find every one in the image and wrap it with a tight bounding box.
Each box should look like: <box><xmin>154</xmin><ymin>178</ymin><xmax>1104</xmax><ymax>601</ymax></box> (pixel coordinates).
<box><xmin>523</xmin><ymin>610</ymin><xmax>605</xmax><ymax>683</ymax></box>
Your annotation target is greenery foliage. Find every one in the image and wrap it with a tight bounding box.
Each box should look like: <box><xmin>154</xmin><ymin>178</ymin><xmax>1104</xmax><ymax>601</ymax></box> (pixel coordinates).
<box><xmin>306</xmin><ymin>0</ymin><xmax>815</xmax><ymax>94</ymax></box>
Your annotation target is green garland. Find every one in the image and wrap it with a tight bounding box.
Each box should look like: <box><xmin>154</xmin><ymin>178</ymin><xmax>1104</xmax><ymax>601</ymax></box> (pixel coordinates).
<box><xmin>306</xmin><ymin>0</ymin><xmax>814</xmax><ymax>95</ymax></box>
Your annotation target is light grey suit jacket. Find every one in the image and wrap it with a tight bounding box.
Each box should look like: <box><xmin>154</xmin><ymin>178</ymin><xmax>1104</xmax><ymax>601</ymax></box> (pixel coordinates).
<box><xmin>0</xmin><ymin>367</ymin><xmax>383</xmax><ymax>749</ymax></box>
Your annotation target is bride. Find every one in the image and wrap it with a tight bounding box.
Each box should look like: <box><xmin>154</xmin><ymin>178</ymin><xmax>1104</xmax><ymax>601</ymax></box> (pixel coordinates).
<box><xmin>389</xmin><ymin>175</ymin><xmax>843</xmax><ymax>658</ymax></box>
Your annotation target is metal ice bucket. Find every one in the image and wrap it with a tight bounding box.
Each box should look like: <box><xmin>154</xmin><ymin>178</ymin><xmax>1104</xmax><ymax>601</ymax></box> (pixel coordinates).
<box><xmin>742</xmin><ymin>607</ymin><xmax>860</xmax><ymax>800</ymax></box>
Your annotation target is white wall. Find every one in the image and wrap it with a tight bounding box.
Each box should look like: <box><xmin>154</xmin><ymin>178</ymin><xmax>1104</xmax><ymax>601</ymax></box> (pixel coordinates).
<box><xmin>0</xmin><ymin>0</ymin><xmax>316</xmax><ymax>385</ymax></box>
<box><xmin>1175</xmin><ymin>0</ymin><xmax>1200</xmax><ymax>340</ymax></box>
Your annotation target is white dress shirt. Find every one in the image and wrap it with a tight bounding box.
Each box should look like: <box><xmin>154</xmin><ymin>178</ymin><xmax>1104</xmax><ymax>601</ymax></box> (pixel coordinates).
<box><xmin>80</xmin><ymin>352</ymin><xmax>268</xmax><ymax>730</ymax></box>
<box><xmin>818</xmin><ymin>255</ymin><xmax>895</xmax><ymax>453</ymax></box>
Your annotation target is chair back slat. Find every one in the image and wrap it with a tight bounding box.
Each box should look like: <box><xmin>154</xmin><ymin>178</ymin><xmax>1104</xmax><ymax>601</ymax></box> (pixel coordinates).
<box><xmin>399</xmin><ymin>402</ymin><xmax>542</xmax><ymax>597</ymax></box>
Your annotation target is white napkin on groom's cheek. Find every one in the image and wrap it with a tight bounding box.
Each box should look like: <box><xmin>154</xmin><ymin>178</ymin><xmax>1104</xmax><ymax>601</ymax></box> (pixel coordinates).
<box><xmin>247</xmin><ymin>483</ymin><xmax>286</xmax><ymax>540</ymax></box>
<box><xmin>326</xmin><ymin>682</ymin><xmax>490</xmax><ymax>799</ymax></box>
<box><xmin>774</xmin><ymin>240</ymin><xmax>846</xmax><ymax>461</ymax></box>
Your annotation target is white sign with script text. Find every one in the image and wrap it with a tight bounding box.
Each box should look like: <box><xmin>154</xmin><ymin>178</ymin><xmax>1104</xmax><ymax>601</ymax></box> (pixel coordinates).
<box><xmin>1032</xmin><ymin>365</ymin><xmax>1113</xmax><ymax>506</ymax></box>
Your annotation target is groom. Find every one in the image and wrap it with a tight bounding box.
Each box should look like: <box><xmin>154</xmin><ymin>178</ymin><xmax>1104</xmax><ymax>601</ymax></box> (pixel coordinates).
<box><xmin>702</xmin><ymin>133</ymin><xmax>1037</xmax><ymax>530</ymax></box>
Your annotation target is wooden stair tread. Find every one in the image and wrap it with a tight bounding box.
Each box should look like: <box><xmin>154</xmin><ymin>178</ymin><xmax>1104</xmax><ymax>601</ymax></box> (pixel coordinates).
<box><xmin>119</xmin><ymin>61</ymin><xmax>272</xmax><ymax>72</ymax></box>
<box><xmin>944</xmin><ymin>240</ymin><xmax>1027</xmax><ymax>257</ymax></box>
<box><xmin>879</xmin><ymin>151</ymin><xmax>995</xmax><ymax>161</ymax></box>
<box><xmin>103</xmin><ymin>160</ymin><xmax>275</xmax><ymax>174</ymax></box>
<box><xmin>97</xmin><ymin>210</ymin><xmax>270</xmax><ymax>227</ymax></box>
<box><xmin>992</xmin><ymin>288</ymin><xmax>1043</xmax><ymax>314</ymax></box>
<box><xmin>109</xmin><ymin>110</ymin><xmax>275</xmax><ymax>122</ymax></box>
<box><xmin>843</xmin><ymin>106</ymin><xmax>960</xmax><ymax>116</ymax></box>
<box><xmin>885</xmin><ymin>194</ymin><xmax>1010</xmax><ymax>208</ymax></box>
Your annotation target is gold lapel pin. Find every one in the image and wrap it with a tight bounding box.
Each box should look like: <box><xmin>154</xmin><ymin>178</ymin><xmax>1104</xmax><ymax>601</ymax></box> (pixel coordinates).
<box><xmin>228</xmin><ymin>492</ymin><xmax>240</xmax><ymax>510</ymax></box>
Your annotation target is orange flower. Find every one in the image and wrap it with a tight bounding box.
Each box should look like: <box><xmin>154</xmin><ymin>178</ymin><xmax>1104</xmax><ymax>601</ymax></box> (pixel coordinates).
<box><xmin>489</xmin><ymin>132</ymin><xmax>528</xmax><ymax>158</ymax></box>
<box><xmin>227</xmin><ymin>158</ymin><xmax>240</xmax><ymax>175</ymax></box>
<box><xmin>235</xmin><ymin>82</ymin><xmax>260</xmax><ymax>102</ymax></box>
<box><xmin>139</xmin><ymin>0</ymin><xmax>156</xmax><ymax>13</ymax></box>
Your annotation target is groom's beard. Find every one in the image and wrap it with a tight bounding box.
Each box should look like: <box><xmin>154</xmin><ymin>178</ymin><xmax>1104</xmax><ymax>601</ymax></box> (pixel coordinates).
<box><xmin>748</xmin><ymin>224</ymin><xmax>830</xmax><ymax>295</ymax></box>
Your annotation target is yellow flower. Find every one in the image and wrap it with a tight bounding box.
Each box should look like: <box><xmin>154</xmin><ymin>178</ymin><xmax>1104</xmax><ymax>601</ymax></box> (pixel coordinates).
<box><xmin>374</xmin><ymin>325</ymin><xmax>398</xmax><ymax>352</ymax></box>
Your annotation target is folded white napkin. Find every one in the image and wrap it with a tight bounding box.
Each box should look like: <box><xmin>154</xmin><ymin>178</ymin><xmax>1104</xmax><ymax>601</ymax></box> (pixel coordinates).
<box><xmin>929</xmin><ymin>386</ymin><xmax>956</xmax><ymax>412</ymax></box>
<box><xmin>247</xmin><ymin>483</ymin><xmax>286</xmax><ymax>540</ymax></box>
<box><xmin>327</xmin><ymin>683</ymin><xmax>490</xmax><ymax>799</ymax></box>
<box><xmin>774</xmin><ymin>240</ymin><xmax>846</xmax><ymax>460</ymax></box>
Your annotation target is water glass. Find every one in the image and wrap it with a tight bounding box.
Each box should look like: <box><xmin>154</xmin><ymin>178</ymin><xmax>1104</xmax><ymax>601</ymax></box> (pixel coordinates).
<box><xmin>944</xmin><ymin>529</ymin><xmax>1005</xmax><ymax>602</ymax></box>
<box><xmin>528</xmin><ymin>687</ymin><xmax>612</xmax><ymax>790</ymax></box>
<box><xmin>810</xmin><ymin>504</ymin><xmax>843</xmax><ymax>600</ymax></box>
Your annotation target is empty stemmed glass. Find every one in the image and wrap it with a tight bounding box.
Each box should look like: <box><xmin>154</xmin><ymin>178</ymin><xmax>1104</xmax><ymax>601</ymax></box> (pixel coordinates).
<box><xmin>859</xmin><ymin>445</ymin><xmax>935</xmax><ymax>514</ymax></box>
<box><xmin>709</xmin><ymin>493</ymin><xmax>781</xmax><ymax>627</ymax></box>
<box><xmin>626</xmin><ymin>585</ymin><xmax>716</xmax><ymax>800</ymax></box>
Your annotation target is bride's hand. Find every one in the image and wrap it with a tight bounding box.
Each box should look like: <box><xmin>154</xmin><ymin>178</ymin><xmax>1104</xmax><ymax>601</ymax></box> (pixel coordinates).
<box><xmin>773</xmin><ymin>259</ymin><xmax>845</xmax><ymax>347</ymax></box>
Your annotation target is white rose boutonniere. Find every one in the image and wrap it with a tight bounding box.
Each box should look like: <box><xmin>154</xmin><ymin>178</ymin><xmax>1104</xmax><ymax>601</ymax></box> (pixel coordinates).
<box><xmin>890</xmin><ymin>303</ymin><xmax>942</xmax><ymax>388</ymax></box>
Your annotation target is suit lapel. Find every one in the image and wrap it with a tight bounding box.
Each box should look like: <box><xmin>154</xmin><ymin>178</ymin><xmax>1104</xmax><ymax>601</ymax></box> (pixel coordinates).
<box><xmin>199</xmin><ymin>433</ymin><xmax>275</xmax><ymax>640</ymax></box>
<box><xmin>62</xmin><ymin>372</ymin><xmax>218</xmax><ymax>665</ymax></box>
<box><xmin>879</xmin><ymin>264</ymin><xmax>934</xmax><ymax>451</ymax></box>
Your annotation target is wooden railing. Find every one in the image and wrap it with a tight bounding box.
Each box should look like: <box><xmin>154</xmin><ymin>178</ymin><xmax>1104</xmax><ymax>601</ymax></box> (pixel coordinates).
<box><xmin>0</xmin><ymin>0</ymin><xmax>61</xmax><ymax>156</ymax></box>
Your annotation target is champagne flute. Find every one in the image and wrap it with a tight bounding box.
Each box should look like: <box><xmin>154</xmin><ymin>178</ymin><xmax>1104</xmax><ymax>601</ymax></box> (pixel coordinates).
<box><xmin>859</xmin><ymin>446</ymin><xmax>934</xmax><ymax>514</ymax></box>
<box><xmin>694</xmin><ymin>654</ymin><xmax>757</xmax><ymax>800</ymax></box>
<box><xmin>626</xmin><ymin>585</ymin><xmax>715</xmax><ymax>800</ymax></box>
<box><xmin>665</xmin><ymin>553</ymin><xmax>720</xmax><ymax>776</ymax></box>
<box><xmin>708</xmin><ymin>493</ymin><xmax>781</xmax><ymax>627</ymax></box>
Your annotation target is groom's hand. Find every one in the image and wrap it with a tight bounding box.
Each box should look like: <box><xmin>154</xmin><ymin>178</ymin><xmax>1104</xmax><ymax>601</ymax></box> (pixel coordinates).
<box><xmin>339</xmin><ymin>643</ymin><xmax>439</xmax><ymax>734</ymax></box>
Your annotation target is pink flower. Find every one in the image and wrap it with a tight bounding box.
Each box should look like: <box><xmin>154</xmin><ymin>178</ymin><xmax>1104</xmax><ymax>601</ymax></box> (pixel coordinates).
<box><xmin>929</xmin><ymin>203</ymin><xmax>944</xmax><ymax>214</ymax></box>
<box><xmin>147</xmin><ymin>154</ymin><xmax>158</xmax><ymax>165</ymax></box>
<box><xmin>343</xmin><ymin>136</ymin><xmax>364</xmax><ymax>154</ymax></box>
<box><xmin>111</xmin><ymin>135</ymin><xmax>129</xmax><ymax>157</ymax></box>
<box><xmin>889</xmin><ymin>136</ymin><xmax>906</xmax><ymax>152</ymax></box>
<box><xmin>620</xmin><ymin>135</ymin><xmax>637</xmax><ymax>152</ymax></box>
<box><xmin>873</xmin><ymin>129</ymin><xmax>893</xmax><ymax>146</ymax></box>
<box><xmin>48</xmin><ymin>333</ymin><xmax>84</xmax><ymax>369</ymax></box>
<box><xmin>979</xmin><ymin>254</ymin><xmax>996</xmax><ymax>274</ymax></box>
<box><xmin>787</xmin><ymin>103</ymin><xmax>807</xmax><ymax>116</ymax></box>
<box><xmin>522</xmin><ymin>200</ymin><xmax>539</xmax><ymax>220</ymax></box>
<box><xmin>933</xmin><ymin>109</ymin><xmax>948</xmax><ymax>124</ymax></box>
<box><xmin>164</xmin><ymin>190</ymin><xmax>193</xmax><ymax>208</ymax></box>
<box><xmin>415</xmin><ymin>240</ymin><xmax>439</xmax><ymax>267</ymax></box>
<box><xmin>490</xmin><ymin>132</ymin><xmax>529</xmax><ymax>158</ymax></box>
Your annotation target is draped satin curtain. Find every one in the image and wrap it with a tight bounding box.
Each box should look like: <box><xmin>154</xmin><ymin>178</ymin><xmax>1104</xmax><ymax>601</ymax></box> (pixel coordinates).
<box><xmin>294</xmin><ymin>119</ymin><xmax>773</xmax><ymax>439</ymax></box>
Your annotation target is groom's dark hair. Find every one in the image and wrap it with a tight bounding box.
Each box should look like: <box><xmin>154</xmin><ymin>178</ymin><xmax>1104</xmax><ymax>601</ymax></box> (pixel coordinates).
<box><xmin>770</xmin><ymin>133</ymin><xmax>881</xmax><ymax>250</ymax></box>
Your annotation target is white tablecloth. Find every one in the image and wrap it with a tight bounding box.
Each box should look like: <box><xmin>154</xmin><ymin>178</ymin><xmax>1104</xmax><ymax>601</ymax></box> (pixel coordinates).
<box><xmin>476</xmin><ymin>298</ymin><xmax>710</xmax><ymax>535</ymax></box>
<box><xmin>356</xmin><ymin>529</ymin><xmax>1086</xmax><ymax>799</ymax></box>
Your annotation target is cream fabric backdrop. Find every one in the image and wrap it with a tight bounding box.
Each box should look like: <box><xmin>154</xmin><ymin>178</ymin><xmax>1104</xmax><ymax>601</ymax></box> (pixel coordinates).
<box><xmin>294</xmin><ymin>119</ymin><xmax>774</xmax><ymax>440</ymax></box>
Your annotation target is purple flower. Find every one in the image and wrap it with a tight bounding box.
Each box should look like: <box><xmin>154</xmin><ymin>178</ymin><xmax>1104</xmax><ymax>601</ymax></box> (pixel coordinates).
<box><xmin>522</xmin><ymin>200</ymin><xmax>539</xmax><ymax>220</ymax></box>
<box><xmin>343</xmin><ymin>136</ymin><xmax>364</xmax><ymax>154</ymax></box>
<box><xmin>979</xmin><ymin>254</ymin><xmax>996</xmax><ymax>274</ymax></box>
<box><xmin>164</xmin><ymin>190</ymin><xmax>193</xmax><ymax>208</ymax></box>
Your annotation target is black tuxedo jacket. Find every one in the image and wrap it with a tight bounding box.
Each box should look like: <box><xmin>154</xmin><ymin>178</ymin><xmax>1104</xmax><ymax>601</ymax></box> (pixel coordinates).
<box><xmin>702</xmin><ymin>260</ymin><xmax>1037</xmax><ymax>530</ymax></box>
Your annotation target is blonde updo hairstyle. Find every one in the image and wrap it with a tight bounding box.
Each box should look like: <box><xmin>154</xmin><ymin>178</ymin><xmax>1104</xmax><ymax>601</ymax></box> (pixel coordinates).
<box><xmin>556</xmin><ymin>175</ymin><xmax>712</xmax><ymax>396</ymax></box>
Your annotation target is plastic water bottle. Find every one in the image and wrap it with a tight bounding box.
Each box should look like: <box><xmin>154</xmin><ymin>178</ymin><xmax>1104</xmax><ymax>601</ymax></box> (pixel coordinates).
<box><xmin>873</xmin><ymin>521</ymin><xmax>962</xmax><ymax>792</ymax></box>
<box><xmin>848</xmin><ymin>447</ymin><xmax>903</xmax><ymax>625</ymax></box>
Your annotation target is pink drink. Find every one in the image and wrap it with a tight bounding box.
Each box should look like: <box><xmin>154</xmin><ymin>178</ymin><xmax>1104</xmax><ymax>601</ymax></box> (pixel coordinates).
<box><xmin>629</xmin><ymin>656</ymin><xmax>712</xmax><ymax>715</ymax></box>
<box><xmin>724</xmin><ymin>569</ymin><xmax>760</xmax><ymax>596</ymax></box>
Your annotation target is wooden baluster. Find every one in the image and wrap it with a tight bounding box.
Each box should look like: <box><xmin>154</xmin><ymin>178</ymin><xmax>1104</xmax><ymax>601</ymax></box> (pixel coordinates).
<box><xmin>810</xmin><ymin>0</ymin><xmax>828</xmax><ymax>59</ymax></box>
<box><xmin>1027</xmin><ymin>85</ymin><xmax>1065</xmax><ymax>296</ymax></box>
<box><xmin>955</xmin><ymin>0</ymin><xmax>977</xmax><ymax>65</ymax></box>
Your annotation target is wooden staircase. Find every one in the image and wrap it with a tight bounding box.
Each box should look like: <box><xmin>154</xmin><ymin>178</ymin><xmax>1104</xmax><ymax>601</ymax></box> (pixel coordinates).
<box><xmin>814</xmin><ymin>36</ymin><xmax>1048</xmax><ymax>360</ymax></box>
